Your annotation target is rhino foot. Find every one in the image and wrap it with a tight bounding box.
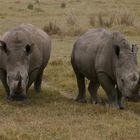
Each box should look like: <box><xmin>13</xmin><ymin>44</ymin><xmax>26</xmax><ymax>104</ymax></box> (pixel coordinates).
<box><xmin>105</xmin><ymin>101</ymin><xmax>124</xmax><ymax>110</ymax></box>
<box><xmin>6</xmin><ymin>95</ymin><xmax>12</xmax><ymax>100</ymax></box>
<box><xmin>75</xmin><ymin>97</ymin><xmax>87</xmax><ymax>103</ymax></box>
<box><xmin>106</xmin><ymin>102</ymin><xmax>121</xmax><ymax>109</ymax></box>
<box><xmin>90</xmin><ymin>99</ymin><xmax>98</xmax><ymax>104</ymax></box>
<box><xmin>119</xmin><ymin>106</ymin><xmax>124</xmax><ymax>110</ymax></box>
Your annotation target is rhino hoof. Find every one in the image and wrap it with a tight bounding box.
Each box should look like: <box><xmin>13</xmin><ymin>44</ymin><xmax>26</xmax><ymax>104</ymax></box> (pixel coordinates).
<box><xmin>119</xmin><ymin>106</ymin><xmax>124</xmax><ymax>110</ymax></box>
<box><xmin>75</xmin><ymin>98</ymin><xmax>87</xmax><ymax>103</ymax></box>
<box><xmin>91</xmin><ymin>99</ymin><xmax>98</xmax><ymax>104</ymax></box>
<box><xmin>7</xmin><ymin>96</ymin><xmax>12</xmax><ymax>101</ymax></box>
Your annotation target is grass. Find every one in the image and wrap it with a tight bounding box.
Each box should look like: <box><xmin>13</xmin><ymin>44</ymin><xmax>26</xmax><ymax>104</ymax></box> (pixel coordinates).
<box><xmin>43</xmin><ymin>21</ymin><xmax>61</xmax><ymax>35</ymax></box>
<box><xmin>0</xmin><ymin>0</ymin><xmax>140</xmax><ymax>140</ymax></box>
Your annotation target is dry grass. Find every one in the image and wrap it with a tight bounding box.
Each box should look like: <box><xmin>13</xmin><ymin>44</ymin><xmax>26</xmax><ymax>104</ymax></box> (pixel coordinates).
<box><xmin>0</xmin><ymin>0</ymin><xmax>140</xmax><ymax>139</ymax></box>
<box><xmin>66</xmin><ymin>11</ymin><xmax>77</xmax><ymax>26</ymax></box>
<box><xmin>61</xmin><ymin>2</ymin><xmax>66</xmax><ymax>8</ymax></box>
<box><xmin>89</xmin><ymin>11</ymin><xmax>135</xmax><ymax>28</ymax></box>
<box><xmin>117</xmin><ymin>11</ymin><xmax>135</xmax><ymax>26</ymax></box>
<box><xmin>0</xmin><ymin>38</ymin><xmax>140</xmax><ymax>140</ymax></box>
<box><xmin>27</xmin><ymin>3</ymin><xmax>34</xmax><ymax>10</ymax></box>
<box><xmin>97</xmin><ymin>13</ymin><xmax>114</xmax><ymax>27</ymax></box>
<box><xmin>43</xmin><ymin>21</ymin><xmax>61</xmax><ymax>35</ymax></box>
<box><xmin>89</xmin><ymin>14</ymin><xmax>96</xmax><ymax>27</ymax></box>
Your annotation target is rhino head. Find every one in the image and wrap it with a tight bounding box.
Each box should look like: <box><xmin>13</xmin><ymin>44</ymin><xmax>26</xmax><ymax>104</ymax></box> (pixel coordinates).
<box><xmin>112</xmin><ymin>32</ymin><xmax>139</xmax><ymax>98</ymax></box>
<box><xmin>0</xmin><ymin>40</ymin><xmax>33</xmax><ymax>100</ymax></box>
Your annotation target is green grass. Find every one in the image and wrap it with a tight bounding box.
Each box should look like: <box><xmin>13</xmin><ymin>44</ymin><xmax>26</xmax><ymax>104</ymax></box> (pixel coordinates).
<box><xmin>0</xmin><ymin>0</ymin><xmax>140</xmax><ymax>140</ymax></box>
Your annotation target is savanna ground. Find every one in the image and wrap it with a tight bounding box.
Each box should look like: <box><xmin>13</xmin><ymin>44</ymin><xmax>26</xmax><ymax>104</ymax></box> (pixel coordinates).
<box><xmin>0</xmin><ymin>0</ymin><xmax>140</xmax><ymax>140</ymax></box>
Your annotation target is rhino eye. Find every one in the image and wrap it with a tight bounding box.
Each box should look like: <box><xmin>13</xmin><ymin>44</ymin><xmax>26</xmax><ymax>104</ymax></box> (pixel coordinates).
<box><xmin>7</xmin><ymin>76</ymin><xmax>12</xmax><ymax>82</ymax></box>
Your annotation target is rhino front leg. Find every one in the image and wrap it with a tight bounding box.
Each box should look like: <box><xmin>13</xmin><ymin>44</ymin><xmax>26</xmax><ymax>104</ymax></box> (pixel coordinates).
<box><xmin>2</xmin><ymin>80</ymin><xmax>10</xmax><ymax>99</ymax></box>
<box><xmin>97</xmin><ymin>73</ymin><xmax>120</xmax><ymax>109</ymax></box>
<box><xmin>34</xmin><ymin>69</ymin><xmax>44</xmax><ymax>93</ymax></box>
<box><xmin>75</xmin><ymin>73</ymin><xmax>87</xmax><ymax>103</ymax></box>
<box><xmin>0</xmin><ymin>70</ymin><xmax>10</xmax><ymax>98</ymax></box>
<box><xmin>88</xmin><ymin>81</ymin><xmax>100</xmax><ymax>104</ymax></box>
<box><xmin>116</xmin><ymin>88</ymin><xmax>124</xmax><ymax>109</ymax></box>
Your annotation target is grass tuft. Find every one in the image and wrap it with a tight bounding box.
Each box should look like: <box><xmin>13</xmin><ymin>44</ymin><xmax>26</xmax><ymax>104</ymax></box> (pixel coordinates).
<box><xmin>89</xmin><ymin>14</ymin><xmax>96</xmax><ymax>27</ymax></box>
<box><xmin>61</xmin><ymin>2</ymin><xmax>66</xmax><ymax>8</ymax></box>
<box><xmin>117</xmin><ymin>11</ymin><xmax>135</xmax><ymax>26</ymax></box>
<box><xmin>66</xmin><ymin>11</ymin><xmax>77</xmax><ymax>26</ymax></box>
<box><xmin>43</xmin><ymin>21</ymin><xmax>61</xmax><ymax>35</ymax></box>
<box><xmin>97</xmin><ymin>13</ymin><xmax>114</xmax><ymax>27</ymax></box>
<box><xmin>27</xmin><ymin>3</ymin><xmax>34</xmax><ymax>10</ymax></box>
<box><xmin>34</xmin><ymin>0</ymin><xmax>40</xmax><ymax>4</ymax></box>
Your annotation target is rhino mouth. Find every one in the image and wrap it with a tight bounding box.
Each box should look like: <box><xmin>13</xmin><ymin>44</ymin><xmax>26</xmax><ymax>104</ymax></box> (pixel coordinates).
<box><xmin>8</xmin><ymin>94</ymin><xmax>27</xmax><ymax>101</ymax></box>
<box><xmin>126</xmin><ymin>95</ymin><xmax>140</xmax><ymax>102</ymax></box>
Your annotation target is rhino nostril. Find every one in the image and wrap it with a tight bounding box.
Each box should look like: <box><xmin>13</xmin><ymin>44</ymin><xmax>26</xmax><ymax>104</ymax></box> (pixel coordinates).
<box><xmin>9</xmin><ymin>94</ymin><xmax>27</xmax><ymax>101</ymax></box>
<box><xmin>121</xmin><ymin>79</ymin><xmax>125</xmax><ymax>84</ymax></box>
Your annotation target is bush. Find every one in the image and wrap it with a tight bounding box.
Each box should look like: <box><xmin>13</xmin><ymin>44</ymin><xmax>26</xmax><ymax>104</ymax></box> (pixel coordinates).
<box><xmin>27</xmin><ymin>3</ymin><xmax>34</xmax><ymax>10</ymax></box>
<box><xmin>43</xmin><ymin>21</ymin><xmax>61</xmax><ymax>35</ymax></box>
<box><xmin>34</xmin><ymin>7</ymin><xmax>44</xmax><ymax>12</ymax></box>
<box><xmin>98</xmin><ymin>13</ymin><xmax>114</xmax><ymax>27</ymax></box>
<box><xmin>117</xmin><ymin>11</ymin><xmax>135</xmax><ymax>26</ymax></box>
<box><xmin>89</xmin><ymin>14</ymin><xmax>96</xmax><ymax>27</ymax></box>
<box><xmin>34</xmin><ymin>0</ymin><xmax>40</xmax><ymax>4</ymax></box>
<box><xmin>66</xmin><ymin>12</ymin><xmax>77</xmax><ymax>26</ymax></box>
<box><xmin>61</xmin><ymin>2</ymin><xmax>66</xmax><ymax>8</ymax></box>
<box><xmin>65</xmin><ymin>26</ymin><xmax>84</xmax><ymax>36</ymax></box>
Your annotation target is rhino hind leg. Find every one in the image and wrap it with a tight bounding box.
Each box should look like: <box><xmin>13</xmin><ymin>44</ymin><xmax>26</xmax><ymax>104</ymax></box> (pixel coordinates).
<box><xmin>88</xmin><ymin>81</ymin><xmax>100</xmax><ymax>104</ymax></box>
<box><xmin>75</xmin><ymin>72</ymin><xmax>87</xmax><ymax>103</ymax></box>
<box><xmin>34</xmin><ymin>69</ymin><xmax>44</xmax><ymax>93</ymax></box>
<box><xmin>97</xmin><ymin>73</ymin><xmax>120</xmax><ymax>109</ymax></box>
<box><xmin>116</xmin><ymin>88</ymin><xmax>124</xmax><ymax>109</ymax></box>
<box><xmin>0</xmin><ymin>70</ymin><xmax>10</xmax><ymax>98</ymax></box>
<box><xmin>2</xmin><ymin>80</ymin><xmax>10</xmax><ymax>99</ymax></box>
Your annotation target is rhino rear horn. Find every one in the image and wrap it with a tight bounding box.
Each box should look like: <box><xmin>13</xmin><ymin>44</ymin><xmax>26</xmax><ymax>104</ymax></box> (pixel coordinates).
<box><xmin>132</xmin><ymin>44</ymin><xmax>138</xmax><ymax>64</ymax></box>
<box><xmin>132</xmin><ymin>44</ymin><xmax>138</xmax><ymax>53</ymax></box>
<box><xmin>17</xmin><ymin>75</ymin><xmax>22</xmax><ymax>90</ymax></box>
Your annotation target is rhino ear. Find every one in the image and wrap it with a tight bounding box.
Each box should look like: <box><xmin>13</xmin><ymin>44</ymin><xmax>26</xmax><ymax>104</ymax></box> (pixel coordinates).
<box><xmin>25</xmin><ymin>44</ymin><xmax>34</xmax><ymax>55</ymax></box>
<box><xmin>132</xmin><ymin>44</ymin><xmax>138</xmax><ymax>64</ymax></box>
<box><xmin>114</xmin><ymin>45</ymin><xmax>120</xmax><ymax>56</ymax></box>
<box><xmin>132</xmin><ymin>44</ymin><xmax>138</xmax><ymax>54</ymax></box>
<box><xmin>0</xmin><ymin>40</ymin><xmax>8</xmax><ymax>54</ymax></box>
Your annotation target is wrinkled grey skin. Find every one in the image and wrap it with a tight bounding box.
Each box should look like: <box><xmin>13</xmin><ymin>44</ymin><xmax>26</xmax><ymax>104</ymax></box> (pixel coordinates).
<box><xmin>71</xmin><ymin>28</ymin><xmax>139</xmax><ymax>109</ymax></box>
<box><xmin>0</xmin><ymin>24</ymin><xmax>51</xmax><ymax>100</ymax></box>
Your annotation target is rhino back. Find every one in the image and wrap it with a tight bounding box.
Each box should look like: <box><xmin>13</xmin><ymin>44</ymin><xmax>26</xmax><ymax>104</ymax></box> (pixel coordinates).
<box><xmin>1</xmin><ymin>24</ymin><xmax>51</xmax><ymax>71</ymax></box>
<box><xmin>18</xmin><ymin>24</ymin><xmax>51</xmax><ymax>69</ymax></box>
<box><xmin>71</xmin><ymin>28</ymin><xmax>113</xmax><ymax>80</ymax></box>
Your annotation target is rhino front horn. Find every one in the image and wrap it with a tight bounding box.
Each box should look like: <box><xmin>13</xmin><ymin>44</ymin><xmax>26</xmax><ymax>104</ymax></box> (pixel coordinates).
<box><xmin>17</xmin><ymin>75</ymin><xmax>22</xmax><ymax>90</ymax></box>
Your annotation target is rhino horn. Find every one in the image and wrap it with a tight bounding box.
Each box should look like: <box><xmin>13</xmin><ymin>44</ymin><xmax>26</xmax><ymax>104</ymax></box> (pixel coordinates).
<box><xmin>17</xmin><ymin>75</ymin><xmax>22</xmax><ymax>90</ymax></box>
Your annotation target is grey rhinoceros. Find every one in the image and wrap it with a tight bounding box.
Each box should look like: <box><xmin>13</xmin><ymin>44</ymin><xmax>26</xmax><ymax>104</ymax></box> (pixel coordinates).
<box><xmin>0</xmin><ymin>24</ymin><xmax>51</xmax><ymax>100</ymax></box>
<box><xmin>71</xmin><ymin>28</ymin><xmax>139</xmax><ymax>109</ymax></box>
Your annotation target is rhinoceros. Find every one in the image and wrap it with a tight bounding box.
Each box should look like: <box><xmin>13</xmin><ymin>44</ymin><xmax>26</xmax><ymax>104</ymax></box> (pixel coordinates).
<box><xmin>0</xmin><ymin>24</ymin><xmax>51</xmax><ymax>100</ymax></box>
<box><xmin>71</xmin><ymin>28</ymin><xmax>139</xmax><ymax>109</ymax></box>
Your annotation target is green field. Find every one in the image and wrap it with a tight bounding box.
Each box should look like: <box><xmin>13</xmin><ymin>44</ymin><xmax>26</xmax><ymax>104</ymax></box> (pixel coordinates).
<box><xmin>0</xmin><ymin>0</ymin><xmax>140</xmax><ymax>140</ymax></box>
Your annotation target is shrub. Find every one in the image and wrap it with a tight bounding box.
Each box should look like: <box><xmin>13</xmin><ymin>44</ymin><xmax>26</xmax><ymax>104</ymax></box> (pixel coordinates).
<box><xmin>27</xmin><ymin>3</ymin><xmax>34</xmax><ymax>10</ymax></box>
<box><xmin>117</xmin><ymin>11</ymin><xmax>135</xmax><ymax>26</ymax></box>
<box><xmin>97</xmin><ymin>13</ymin><xmax>114</xmax><ymax>27</ymax></box>
<box><xmin>89</xmin><ymin>14</ymin><xmax>96</xmax><ymax>27</ymax></box>
<box><xmin>34</xmin><ymin>0</ymin><xmax>40</xmax><ymax>4</ymax></box>
<box><xmin>34</xmin><ymin>7</ymin><xmax>44</xmax><ymax>12</ymax></box>
<box><xmin>61</xmin><ymin>2</ymin><xmax>66</xmax><ymax>8</ymax></box>
<box><xmin>43</xmin><ymin>21</ymin><xmax>61</xmax><ymax>35</ymax></box>
<box><xmin>66</xmin><ymin>11</ymin><xmax>77</xmax><ymax>26</ymax></box>
<box><xmin>66</xmin><ymin>26</ymin><xmax>84</xmax><ymax>36</ymax></box>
